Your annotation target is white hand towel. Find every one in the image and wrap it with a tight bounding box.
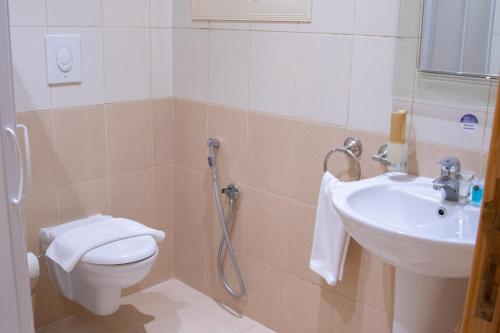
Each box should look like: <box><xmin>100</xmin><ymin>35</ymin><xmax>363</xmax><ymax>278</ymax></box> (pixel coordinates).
<box><xmin>309</xmin><ymin>172</ymin><xmax>350</xmax><ymax>285</ymax></box>
<box><xmin>45</xmin><ymin>218</ymin><xmax>166</xmax><ymax>272</ymax></box>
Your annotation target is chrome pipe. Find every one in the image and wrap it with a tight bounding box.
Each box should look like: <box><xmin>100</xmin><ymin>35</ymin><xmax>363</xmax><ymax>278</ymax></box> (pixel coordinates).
<box><xmin>207</xmin><ymin>139</ymin><xmax>245</xmax><ymax>298</ymax></box>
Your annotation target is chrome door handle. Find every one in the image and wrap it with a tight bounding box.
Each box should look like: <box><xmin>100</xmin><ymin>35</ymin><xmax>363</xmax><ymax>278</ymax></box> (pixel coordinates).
<box><xmin>6</xmin><ymin>127</ymin><xmax>23</xmax><ymax>205</ymax></box>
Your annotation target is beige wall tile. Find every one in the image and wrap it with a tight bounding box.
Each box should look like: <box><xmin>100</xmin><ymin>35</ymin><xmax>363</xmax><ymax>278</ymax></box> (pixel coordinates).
<box><xmin>207</xmin><ymin>104</ymin><xmax>247</xmax><ymax>183</ymax></box>
<box><xmin>174</xmin><ymin>98</ymin><xmax>208</xmax><ymax>171</ymax></box>
<box><xmin>204</xmin><ymin>243</ymin><xmax>245</xmax><ymax>313</ymax></box>
<box><xmin>174</xmin><ymin>227</ymin><xmax>206</xmax><ymax>293</ymax></box>
<box><xmin>206</xmin><ymin>181</ymin><xmax>246</xmax><ymax>252</ymax></box>
<box><xmin>291</xmin><ymin>119</ymin><xmax>347</xmax><ymax>204</ymax></box>
<box><xmin>284</xmin><ymin>275</ymin><xmax>333</xmax><ymax>333</ymax></box>
<box><xmin>244</xmin><ymin>188</ymin><xmax>290</xmax><ymax>270</ymax></box>
<box><xmin>241</xmin><ymin>256</ymin><xmax>285</xmax><ymax>331</ymax></box>
<box><xmin>17</xmin><ymin>110</ymin><xmax>57</xmax><ymax>192</ymax></box>
<box><xmin>173</xmin><ymin>166</ymin><xmax>211</xmax><ymax>237</ymax></box>
<box><xmin>332</xmin><ymin>294</ymin><xmax>392</xmax><ymax>333</ymax></box>
<box><xmin>157</xmin><ymin>228</ymin><xmax>175</xmax><ymax>281</ymax></box>
<box><xmin>107</xmin><ymin>100</ymin><xmax>153</xmax><ymax>175</ymax></box>
<box><xmin>334</xmin><ymin>241</ymin><xmax>394</xmax><ymax>314</ymax></box>
<box><xmin>346</xmin><ymin>129</ymin><xmax>388</xmax><ymax>179</ymax></box>
<box><xmin>245</xmin><ymin>112</ymin><xmax>293</xmax><ymax>196</ymax></box>
<box><xmin>22</xmin><ymin>190</ymin><xmax>58</xmax><ymax>254</ymax></box>
<box><xmin>33</xmin><ymin>257</ymin><xmax>83</xmax><ymax>328</ymax></box>
<box><xmin>154</xmin><ymin>165</ymin><xmax>174</xmax><ymax>229</ymax></box>
<box><xmin>56</xmin><ymin>178</ymin><xmax>108</xmax><ymax>223</ymax></box>
<box><xmin>53</xmin><ymin>105</ymin><xmax>107</xmax><ymax>185</ymax></box>
<box><xmin>109</xmin><ymin>169</ymin><xmax>154</xmax><ymax>227</ymax></box>
<box><xmin>287</xmin><ymin>200</ymin><xmax>321</xmax><ymax>284</ymax></box>
<box><xmin>408</xmin><ymin>141</ymin><xmax>482</xmax><ymax>178</ymax></box>
<box><xmin>153</xmin><ymin>98</ymin><xmax>174</xmax><ymax>166</ymax></box>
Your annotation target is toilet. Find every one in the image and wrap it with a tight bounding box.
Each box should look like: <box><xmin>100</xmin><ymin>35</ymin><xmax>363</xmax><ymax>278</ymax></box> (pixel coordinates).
<box><xmin>39</xmin><ymin>215</ymin><xmax>163</xmax><ymax>316</ymax></box>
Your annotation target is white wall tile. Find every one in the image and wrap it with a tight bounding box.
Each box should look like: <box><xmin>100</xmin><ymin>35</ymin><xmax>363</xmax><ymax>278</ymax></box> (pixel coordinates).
<box><xmin>483</xmin><ymin>111</ymin><xmax>494</xmax><ymax>153</ymax></box>
<box><xmin>489</xmin><ymin>35</ymin><xmax>500</xmax><ymax>75</ymax></box>
<box><xmin>103</xmin><ymin>0</ymin><xmax>150</xmax><ymax>27</ymax></box>
<box><xmin>208</xmin><ymin>29</ymin><xmax>249</xmax><ymax>109</ymax></box>
<box><xmin>354</xmin><ymin>0</ymin><xmax>401</xmax><ymax>36</ymax></box>
<box><xmin>249</xmin><ymin>31</ymin><xmax>297</xmax><ymax>116</ymax></box>
<box><xmin>393</xmin><ymin>37</ymin><xmax>418</xmax><ymax>102</ymax></box>
<box><xmin>173</xmin><ymin>28</ymin><xmax>208</xmax><ymax>101</ymax></box>
<box><xmin>209</xmin><ymin>20</ymin><xmax>250</xmax><ymax>31</ymax></box>
<box><xmin>348</xmin><ymin>36</ymin><xmax>396</xmax><ymax>133</ymax></box>
<box><xmin>49</xmin><ymin>28</ymin><xmax>105</xmax><ymax>108</ymax></box>
<box><xmin>10</xmin><ymin>28</ymin><xmax>51</xmax><ymax>112</ymax></box>
<box><xmin>414</xmin><ymin>75</ymin><xmax>491</xmax><ymax>111</ymax></box>
<box><xmin>47</xmin><ymin>0</ymin><xmax>102</xmax><ymax>27</ymax></box>
<box><xmin>295</xmin><ymin>34</ymin><xmax>352</xmax><ymax>125</ymax></box>
<box><xmin>397</xmin><ymin>0</ymin><xmax>423</xmax><ymax>38</ymax></box>
<box><xmin>173</xmin><ymin>0</ymin><xmax>208</xmax><ymax>28</ymax></box>
<box><xmin>152</xmin><ymin>28</ymin><xmax>173</xmax><ymax>98</ymax></box>
<box><xmin>8</xmin><ymin>0</ymin><xmax>47</xmax><ymax>27</ymax></box>
<box><xmin>151</xmin><ymin>0</ymin><xmax>173</xmax><ymax>27</ymax></box>
<box><xmin>299</xmin><ymin>0</ymin><xmax>355</xmax><ymax>34</ymax></box>
<box><xmin>251</xmin><ymin>22</ymin><xmax>298</xmax><ymax>32</ymax></box>
<box><xmin>103</xmin><ymin>28</ymin><xmax>151</xmax><ymax>102</ymax></box>
<box><xmin>412</xmin><ymin>103</ymin><xmax>486</xmax><ymax>150</ymax></box>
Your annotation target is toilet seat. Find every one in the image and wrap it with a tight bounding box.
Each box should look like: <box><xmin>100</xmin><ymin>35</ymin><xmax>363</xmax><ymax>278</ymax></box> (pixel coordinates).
<box><xmin>81</xmin><ymin>235</ymin><xmax>158</xmax><ymax>265</ymax></box>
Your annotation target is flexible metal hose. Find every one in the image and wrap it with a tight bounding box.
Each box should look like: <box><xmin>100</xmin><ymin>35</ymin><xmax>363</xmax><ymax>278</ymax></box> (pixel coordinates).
<box><xmin>208</xmin><ymin>142</ymin><xmax>245</xmax><ymax>298</ymax></box>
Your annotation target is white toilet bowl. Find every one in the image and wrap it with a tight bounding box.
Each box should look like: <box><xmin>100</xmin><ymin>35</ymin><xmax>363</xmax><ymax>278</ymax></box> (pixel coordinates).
<box><xmin>40</xmin><ymin>221</ymin><xmax>161</xmax><ymax>316</ymax></box>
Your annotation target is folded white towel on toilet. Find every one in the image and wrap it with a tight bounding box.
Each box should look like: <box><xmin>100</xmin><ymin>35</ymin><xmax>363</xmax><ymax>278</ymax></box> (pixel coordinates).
<box><xmin>43</xmin><ymin>217</ymin><xmax>166</xmax><ymax>272</ymax></box>
<box><xmin>309</xmin><ymin>172</ymin><xmax>350</xmax><ymax>285</ymax></box>
<box><xmin>39</xmin><ymin>214</ymin><xmax>113</xmax><ymax>244</ymax></box>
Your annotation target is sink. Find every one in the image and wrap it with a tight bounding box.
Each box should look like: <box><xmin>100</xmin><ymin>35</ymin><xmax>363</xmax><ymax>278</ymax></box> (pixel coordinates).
<box><xmin>332</xmin><ymin>174</ymin><xmax>479</xmax><ymax>278</ymax></box>
<box><xmin>332</xmin><ymin>174</ymin><xmax>480</xmax><ymax>333</ymax></box>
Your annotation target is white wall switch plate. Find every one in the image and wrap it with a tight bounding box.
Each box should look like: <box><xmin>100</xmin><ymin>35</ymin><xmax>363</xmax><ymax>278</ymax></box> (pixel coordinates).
<box><xmin>45</xmin><ymin>34</ymin><xmax>82</xmax><ymax>85</ymax></box>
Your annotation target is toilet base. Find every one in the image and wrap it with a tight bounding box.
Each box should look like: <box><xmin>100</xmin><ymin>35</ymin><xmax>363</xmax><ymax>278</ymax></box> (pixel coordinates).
<box><xmin>73</xmin><ymin>286</ymin><xmax>121</xmax><ymax>316</ymax></box>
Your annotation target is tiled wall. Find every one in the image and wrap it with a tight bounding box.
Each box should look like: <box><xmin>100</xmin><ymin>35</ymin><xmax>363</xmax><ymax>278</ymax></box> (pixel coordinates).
<box><xmin>19</xmin><ymin>99</ymin><xmax>175</xmax><ymax>328</ymax></box>
<box><xmin>8</xmin><ymin>0</ymin><xmax>499</xmax><ymax>332</ymax></box>
<box><xmin>171</xmin><ymin>0</ymin><xmax>497</xmax><ymax>332</ymax></box>
<box><xmin>7</xmin><ymin>0</ymin><xmax>175</xmax><ymax>328</ymax></box>
<box><xmin>171</xmin><ymin>99</ymin><xmax>487</xmax><ymax>333</ymax></box>
<box><xmin>9</xmin><ymin>0</ymin><xmax>172</xmax><ymax>111</ymax></box>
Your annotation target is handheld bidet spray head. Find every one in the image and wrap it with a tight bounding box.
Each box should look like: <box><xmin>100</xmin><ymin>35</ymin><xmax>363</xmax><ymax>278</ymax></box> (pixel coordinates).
<box><xmin>207</xmin><ymin>138</ymin><xmax>220</xmax><ymax>167</ymax></box>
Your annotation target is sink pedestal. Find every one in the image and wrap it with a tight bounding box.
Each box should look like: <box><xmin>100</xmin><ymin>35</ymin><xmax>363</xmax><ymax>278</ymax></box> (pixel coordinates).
<box><xmin>393</xmin><ymin>269</ymin><xmax>468</xmax><ymax>333</ymax></box>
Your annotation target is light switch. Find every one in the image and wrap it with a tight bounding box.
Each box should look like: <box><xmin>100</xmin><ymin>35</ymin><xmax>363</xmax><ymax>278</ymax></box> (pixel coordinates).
<box><xmin>45</xmin><ymin>34</ymin><xmax>81</xmax><ymax>85</ymax></box>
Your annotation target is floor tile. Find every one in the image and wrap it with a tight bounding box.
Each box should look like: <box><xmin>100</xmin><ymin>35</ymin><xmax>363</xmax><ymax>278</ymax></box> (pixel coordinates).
<box><xmin>36</xmin><ymin>279</ymin><xmax>274</xmax><ymax>333</ymax></box>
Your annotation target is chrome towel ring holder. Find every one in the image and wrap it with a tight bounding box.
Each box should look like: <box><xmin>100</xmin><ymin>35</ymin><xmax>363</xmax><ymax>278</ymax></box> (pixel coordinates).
<box><xmin>323</xmin><ymin>137</ymin><xmax>363</xmax><ymax>181</ymax></box>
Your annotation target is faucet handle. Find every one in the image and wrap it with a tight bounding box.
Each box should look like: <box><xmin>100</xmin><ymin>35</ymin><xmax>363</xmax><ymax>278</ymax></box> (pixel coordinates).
<box><xmin>437</xmin><ymin>157</ymin><xmax>461</xmax><ymax>177</ymax></box>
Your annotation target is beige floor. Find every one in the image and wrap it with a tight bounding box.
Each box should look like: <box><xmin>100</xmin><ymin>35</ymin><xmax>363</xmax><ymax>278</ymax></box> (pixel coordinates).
<box><xmin>36</xmin><ymin>279</ymin><xmax>274</xmax><ymax>333</ymax></box>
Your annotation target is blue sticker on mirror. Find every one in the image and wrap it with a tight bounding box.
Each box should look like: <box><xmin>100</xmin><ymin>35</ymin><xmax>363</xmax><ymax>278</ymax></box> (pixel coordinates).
<box><xmin>460</xmin><ymin>114</ymin><xmax>479</xmax><ymax>132</ymax></box>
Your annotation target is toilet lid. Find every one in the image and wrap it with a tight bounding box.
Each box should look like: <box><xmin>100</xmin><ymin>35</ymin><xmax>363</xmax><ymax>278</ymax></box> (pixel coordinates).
<box><xmin>81</xmin><ymin>235</ymin><xmax>158</xmax><ymax>265</ymax></box>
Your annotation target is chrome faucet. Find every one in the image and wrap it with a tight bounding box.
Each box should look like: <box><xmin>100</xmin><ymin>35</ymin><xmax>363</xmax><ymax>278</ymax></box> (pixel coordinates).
<box><xmin>433</xmin><ymin>157</ymin><xmax>461</xmax><ymax>201</ymax></box>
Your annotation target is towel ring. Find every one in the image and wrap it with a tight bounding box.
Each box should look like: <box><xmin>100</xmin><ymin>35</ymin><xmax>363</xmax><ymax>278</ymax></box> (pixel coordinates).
<box><xmin>323</xmin><ymin>137</ymin><xmax>362</xmax><ymax>181</ymax></box>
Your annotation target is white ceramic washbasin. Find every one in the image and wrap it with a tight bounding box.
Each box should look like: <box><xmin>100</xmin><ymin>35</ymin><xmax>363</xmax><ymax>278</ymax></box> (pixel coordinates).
<box><xmin>332</xmin><ymin>174</ymin><xmax>480</xmax><ymax>278</ymax></box>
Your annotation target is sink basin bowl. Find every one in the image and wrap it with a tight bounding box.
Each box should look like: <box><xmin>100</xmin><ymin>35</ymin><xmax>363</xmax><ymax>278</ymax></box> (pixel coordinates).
<box><xmin>332</xmin><ymin>174</ymin><xmax>480</xmax><ymax>278</ymax></box>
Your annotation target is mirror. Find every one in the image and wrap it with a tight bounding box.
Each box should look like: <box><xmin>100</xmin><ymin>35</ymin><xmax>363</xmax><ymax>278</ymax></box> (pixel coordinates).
<box><xmin>420</xmin><ymin>0</ymin><xmax>499</xmax><ymax>78</ymax></box>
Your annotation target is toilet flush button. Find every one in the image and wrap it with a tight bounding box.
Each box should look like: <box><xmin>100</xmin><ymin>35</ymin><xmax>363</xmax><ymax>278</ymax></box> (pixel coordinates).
<box><xmin>56</xmin><ymin>47</ymin><xmax>73</xmax><ymax>73</ymax></box>
<box><xmin>45</xmin><ymin>34</ymin><xmax>81</xmax><ymax>84</ymax></box>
